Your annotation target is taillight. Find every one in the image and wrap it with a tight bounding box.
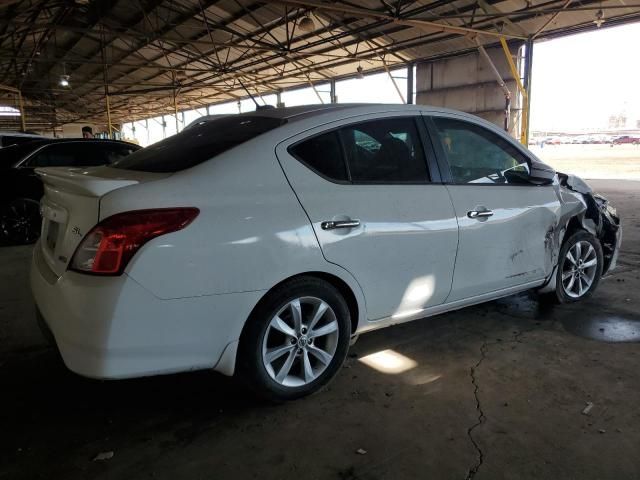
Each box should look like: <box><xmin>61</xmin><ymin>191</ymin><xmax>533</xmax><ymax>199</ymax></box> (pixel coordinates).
<box><xmin>69</xmin><ymin>208</ymin><xmax>199</xmax><ymax>275</ymax></box>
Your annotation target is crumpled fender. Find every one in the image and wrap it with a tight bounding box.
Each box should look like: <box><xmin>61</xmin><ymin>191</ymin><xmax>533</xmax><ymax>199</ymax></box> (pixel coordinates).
<box><xmin>561</xmin><ymin>174</ymin><xmax>593</xmax><ymax>195</ymax></box>
<box><xmin>539</xmin><ymin>172</ymin><xmax>621</xmax><ymax>293</ymax></box>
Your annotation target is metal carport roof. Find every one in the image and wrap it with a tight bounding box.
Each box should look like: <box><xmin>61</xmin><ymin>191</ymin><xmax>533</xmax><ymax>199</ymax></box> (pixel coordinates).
<box><xmin>1</xmin><ymin>0</ymin><xmax>639</xmax><ymax>129</ymax></box>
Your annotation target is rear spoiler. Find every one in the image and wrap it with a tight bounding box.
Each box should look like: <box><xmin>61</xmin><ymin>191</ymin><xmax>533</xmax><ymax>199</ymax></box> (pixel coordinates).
<box><xmin>35</xmin><ymin>167</ymin><xmax>139</xmax><ymax>197</ymax></box>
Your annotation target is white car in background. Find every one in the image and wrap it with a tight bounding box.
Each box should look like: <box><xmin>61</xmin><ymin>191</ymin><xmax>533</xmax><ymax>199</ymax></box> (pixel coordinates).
<box><xmin>30</xmin><ymin>104</ymin><xmax>621</xmax><ymax>401</ymax></box>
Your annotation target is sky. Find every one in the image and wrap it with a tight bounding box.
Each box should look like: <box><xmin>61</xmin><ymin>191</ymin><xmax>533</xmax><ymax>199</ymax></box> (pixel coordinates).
<box><xmin>530</xmin><ymin>21</ymin><xmax>640</xmax><ymax>132</ymax></box>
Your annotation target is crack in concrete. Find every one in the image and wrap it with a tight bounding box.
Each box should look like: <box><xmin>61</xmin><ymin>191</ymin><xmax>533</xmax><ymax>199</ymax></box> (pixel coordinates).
<box><xmin>464</xmin><ymin>327</ymin><xmax>531</xmax><ymax>479</ymax></box>
<box><xmin>465</xmin><ymin>340</ymin><xmax>487</xmax><ymax>480</ymax></box>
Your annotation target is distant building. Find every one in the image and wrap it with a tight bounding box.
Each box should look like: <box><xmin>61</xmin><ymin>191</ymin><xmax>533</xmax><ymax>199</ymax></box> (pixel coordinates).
<box><xmin>608</xmin><ymin>114</ymin><xmax>627</xmax><ymax>129</ymax></box>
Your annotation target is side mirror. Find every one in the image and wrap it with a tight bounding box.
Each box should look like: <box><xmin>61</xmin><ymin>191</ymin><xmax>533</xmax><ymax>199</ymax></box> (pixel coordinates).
<box><xmin>528</xmin><ymin>159</ymin><xmax>556</xmax><ymax>185</ymax></box>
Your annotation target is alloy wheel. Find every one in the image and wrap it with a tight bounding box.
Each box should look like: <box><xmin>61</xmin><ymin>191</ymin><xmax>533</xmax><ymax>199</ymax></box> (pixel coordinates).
<box><xmin>261</xmin><ymin>296</ymin><xmax>339</xmax><ymax>388</ymax></box>
<box><xmin>561</xmin><ymin>240</ymin><xmax>598</xmax><ymax>298</ymax></box>
<box><xmin>0</xmin><ymin>200</ymin><xmax>41</xmax><ymax>244</ymax></box>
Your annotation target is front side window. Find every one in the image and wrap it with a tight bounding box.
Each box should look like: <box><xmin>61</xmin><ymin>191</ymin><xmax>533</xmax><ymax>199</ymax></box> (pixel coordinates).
<box><xmin>340</xmin><ymin>118</ymin><xmax>429</xmax><ymax>183</ymax></box>
<box><xmin>432</xmin><ymin>117</ymin><xmax>530</xmax><ymax>184</ymax></box>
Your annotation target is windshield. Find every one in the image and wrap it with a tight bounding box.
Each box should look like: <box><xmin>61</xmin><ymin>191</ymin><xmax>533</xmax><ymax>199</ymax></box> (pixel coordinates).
<box><xmin>111</xmin><ymin>115</ymin><xmax>286</xmax><ymax>173</ymax></box>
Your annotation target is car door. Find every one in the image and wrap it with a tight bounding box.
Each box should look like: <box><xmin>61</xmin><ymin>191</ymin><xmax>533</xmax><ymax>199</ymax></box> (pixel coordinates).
<box><xmin>425</xmin><ymin>114</ymin><xmax>561</xmax><ymax>302</ymax></box>
<box><xmin>276</xmin><ymin>114</ymin><xmax>459</xmax><ymax>322</ymax></box>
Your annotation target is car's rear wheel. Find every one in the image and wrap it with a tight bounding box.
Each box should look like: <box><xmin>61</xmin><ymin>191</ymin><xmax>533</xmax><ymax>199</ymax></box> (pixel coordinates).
<box><xmin>238</xmin><ymin>277</ymin><xmax>351</xmax><ymax>402</ymax></box>
<box><xmin>0</xmin><ymin>198</ymin><xmax>41</xmax><ymax>245</ymax></box>
<box><xmin>552</xmin><ymin>230</ymin><xmax>603</xmax><ymax>303</ymax></box>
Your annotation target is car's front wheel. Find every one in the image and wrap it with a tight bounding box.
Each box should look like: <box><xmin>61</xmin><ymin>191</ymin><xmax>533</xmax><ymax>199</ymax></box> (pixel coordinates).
<box><xmin>238</xmin><ymin>277</ymin><xmax>351</xmax><ymax>402</ymax></box>
<box><xmin>552</xmin><ymin>230</ymin><xmax>603</xmax><ymax>303</ymax></box>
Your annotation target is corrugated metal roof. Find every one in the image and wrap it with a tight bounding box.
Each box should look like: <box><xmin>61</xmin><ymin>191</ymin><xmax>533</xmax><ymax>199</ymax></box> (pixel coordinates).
<box><xmin>1</xmin><ymin>0</ymin><xmax>639</xmax><ymax>128</ymax></box>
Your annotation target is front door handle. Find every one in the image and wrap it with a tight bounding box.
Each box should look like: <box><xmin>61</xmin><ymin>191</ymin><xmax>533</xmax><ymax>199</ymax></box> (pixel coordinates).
<box><xmin>321</xmin><ymin>219</ymin><xmax>360</xmax><ymax>230</ymax></box>
<box><xmin>467</xmin><ymin>209</ymin><xmax>494</xmax><ymax>219</ymax></box>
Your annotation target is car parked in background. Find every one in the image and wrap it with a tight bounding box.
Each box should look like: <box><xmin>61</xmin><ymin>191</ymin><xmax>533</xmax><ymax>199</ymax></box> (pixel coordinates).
<box><xmin>30</xmin><ymin>105</ymin><xmax>621</xmax><ymax>401</ymax></box>
<box><xmin>543</xmin><ymin>136</ymin><xmax>562</xmax><ymax>145</ymax></box>
<box><xmin>1</xmin><ymin>139</ymin><xmax>140</xmax><ymax>244</ymax></box>
<box><xmin>0</xmin><ymin>131</ymin><xmax>45</xmax><ymax>148</ymax></box>
<box><xmin>612</xmin><ymin>135</ymin><xmax>640</xmax><ymax>145</ymax></box>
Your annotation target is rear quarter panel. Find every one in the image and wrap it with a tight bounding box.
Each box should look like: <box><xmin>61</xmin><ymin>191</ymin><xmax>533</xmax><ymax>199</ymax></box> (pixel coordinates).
<box><xmin>100</xmin><ymin>139</ymin><xmax>366</xmax><ymax>319</ymax></box>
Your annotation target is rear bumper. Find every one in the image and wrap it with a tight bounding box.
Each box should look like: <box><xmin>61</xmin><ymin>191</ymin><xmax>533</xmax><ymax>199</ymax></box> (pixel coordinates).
<box><xmin>30</xmin><ymin>243</ymin><xmax>264</xmax><ymax>379</ymax></box>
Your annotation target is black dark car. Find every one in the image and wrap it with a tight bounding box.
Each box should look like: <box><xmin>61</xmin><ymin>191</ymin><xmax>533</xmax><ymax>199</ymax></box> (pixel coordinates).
<box><xmin>0</xmin><ymin>139</ymin><xmax>140</xmax><ymax>244</ymax></box>
<box><xmin>0</xmin><ymin>132</ymin><xmax>45</xmax><ymax>147</ymax></box>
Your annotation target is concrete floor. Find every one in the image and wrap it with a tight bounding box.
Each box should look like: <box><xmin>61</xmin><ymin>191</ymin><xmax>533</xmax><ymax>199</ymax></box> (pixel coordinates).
<box><xmin>1</xmin><ymin>179</ymin><xmax>639</xmax><ymax>480</ymax></box>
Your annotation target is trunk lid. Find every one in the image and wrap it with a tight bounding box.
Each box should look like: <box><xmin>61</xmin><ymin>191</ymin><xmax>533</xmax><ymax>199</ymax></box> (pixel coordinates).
<box><xmin>36</xmin><ymin>166</ymin><xmax>168</xmax><ymax>277</ymax></box>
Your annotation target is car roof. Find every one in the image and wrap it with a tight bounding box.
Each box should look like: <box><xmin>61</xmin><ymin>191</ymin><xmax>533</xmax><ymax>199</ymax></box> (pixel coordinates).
<box><xmin>245</xmin><ymin>103</ymin><xmax>416</xmax><ymax>120</ymax></box>
<box><xmin>223</xmin><ymin>103</ymin><xmax>480</xmax><ymax>124</ymax></box>
<box><xmin>0</xmin><ymin>131</ymin><xmax>43</xmax><ymax>138</ymax></box>
<box><xmin>241</xmin><ymin>103</ymin><xmax>461</xmax><ymax>120</ymax></box>
<box><xmin>7</xmin><ymin>138</ymin><xmax>139</xmax><ymax>148</ymax></box>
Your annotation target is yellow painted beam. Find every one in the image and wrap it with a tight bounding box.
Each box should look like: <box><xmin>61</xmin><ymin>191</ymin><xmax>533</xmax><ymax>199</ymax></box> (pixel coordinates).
<box><xmin>500</xmin><ymin>37</ymin><xmax>528</xmax><ymax>145</ymax></box>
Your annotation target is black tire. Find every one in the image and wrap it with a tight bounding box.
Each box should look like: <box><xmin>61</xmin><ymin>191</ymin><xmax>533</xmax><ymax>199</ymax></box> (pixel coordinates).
<box><xmin>0</xmin><ymin>198</ymin><xmax>42</xmax><ymax>245</ymax></box>
<box><xmin>551</xmin><ymin>230</ymin><xmax>603</xmax><ymax>304</ymax></box>
<box><xmin>237</xmin><ymin>276</ymin><xmax>351</xmax><ymax>402</ymax></box>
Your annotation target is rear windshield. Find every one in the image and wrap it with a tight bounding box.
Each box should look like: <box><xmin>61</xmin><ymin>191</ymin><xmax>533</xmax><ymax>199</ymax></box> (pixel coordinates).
<box><xmin>110</xmin><ymin>115</ymin><xmax>285</xmax><ymax>173</ymax></box>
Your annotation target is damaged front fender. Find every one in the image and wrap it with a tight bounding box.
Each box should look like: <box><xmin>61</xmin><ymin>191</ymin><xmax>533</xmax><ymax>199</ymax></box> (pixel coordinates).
<box><xmin>539</xmin><ymin>172</ymin><xmax>621</xmax><ymax>293</ymax></box>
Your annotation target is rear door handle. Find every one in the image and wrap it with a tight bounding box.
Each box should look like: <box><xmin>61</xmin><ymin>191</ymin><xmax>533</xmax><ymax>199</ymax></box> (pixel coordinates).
<box><xmin>467</xmin><ymin>209</ymin><xmax>493</xmax><ymax>219</ymax></box>
<box><xmin>321</xmin><ymin>219</ymin><xmax>360</xmax><ymax>230</ymax></box>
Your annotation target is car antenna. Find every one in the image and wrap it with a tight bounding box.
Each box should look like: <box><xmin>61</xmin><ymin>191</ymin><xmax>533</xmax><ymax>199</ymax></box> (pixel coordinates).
<box><xmin>237</xmin><ymin>79</ymin><xmax>275</xmax><ymax>111</ymax></box>
<box><xmin>238</xmin><ymin>79</ymin><xmax>260</xmax><ymax>108</ymax></box>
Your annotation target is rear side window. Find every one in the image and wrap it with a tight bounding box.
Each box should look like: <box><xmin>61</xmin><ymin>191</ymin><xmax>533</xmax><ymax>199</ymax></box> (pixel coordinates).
<box><xmin>289</xmin><ymin>131</ymin><xmax>348</xmax><ymax>182</ymax></box>
<box><xmin>111</xmin><ymin>116</ymin><xmax>285</xmax><ymax>173</ymax></box>
<box><xmin>339</xmin><ymin>118</ymin><xmax>429</xmax><ymax>183</ymax></box>
<box><xmin>289</xmin><ymin>117</ymin><xmax>430</xmax><ymax>184</ymax></box>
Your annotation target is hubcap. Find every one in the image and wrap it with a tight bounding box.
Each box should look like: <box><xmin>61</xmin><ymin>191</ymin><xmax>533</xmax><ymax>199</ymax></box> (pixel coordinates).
<box><xmin>262</xmin><ymin>296</ymin><xmax>339</xmax><ymax>387</ymax></box>
<box><xmin>561</xmin><ymin>240</ymin><xmax>598</xmax><ymax>298</ymax></box>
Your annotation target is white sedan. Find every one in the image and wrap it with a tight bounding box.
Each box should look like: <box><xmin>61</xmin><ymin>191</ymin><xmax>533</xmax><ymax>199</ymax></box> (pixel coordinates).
<box><xmin>31</xmin><ymin>104</ymin><xmax>621</xmax><ymax>401</ymax></box>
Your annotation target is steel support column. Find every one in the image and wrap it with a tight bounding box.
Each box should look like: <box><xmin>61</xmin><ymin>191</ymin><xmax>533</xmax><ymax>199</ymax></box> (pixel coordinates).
<box><xmin>17</xmin><ymin>90</ymin><xmax>26</xmax><ymax>131</ymax></box>
<box><xmin>406</xmin><ymin>63</ymin><xmax>414</xmax><ymax>104</ymax></box>
<box><xmin>105</xmin><ymin>87</ymin><xmax>113</xmax><ymax>137</ymax></box>
<box><xmin>499</xmin><ymin>37</ymin><xmax>528</xmax><ymax>144</ymax></box>
<box><xmin>173</xmin><ymin>89</ymin><xmax>179</xmax><ymax>132</ymax></box>
<box><xmin>523</xmin><ymin>38</ymin><xmax>534</xmax><ymax>145</ymax></box>
<box><xmin>477</xmin><ymin>41</ymin><xmax>511</xmax><ymax>132</ymax></box>
<box><xmin>330</xmin><ymin>79</ymin><xmax>336</xmax><ymax>103</ymax></box>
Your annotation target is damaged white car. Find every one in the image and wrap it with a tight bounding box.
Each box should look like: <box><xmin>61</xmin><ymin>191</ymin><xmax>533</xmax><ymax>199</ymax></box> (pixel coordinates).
<box><xmin>30</xmin><ymin>105</ymin><xmax>621</xmax><ymax>401</ymax></box>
